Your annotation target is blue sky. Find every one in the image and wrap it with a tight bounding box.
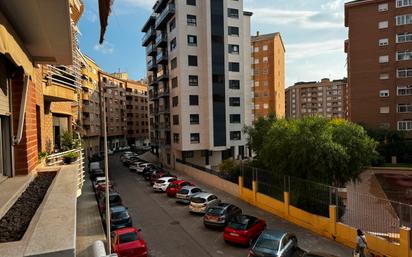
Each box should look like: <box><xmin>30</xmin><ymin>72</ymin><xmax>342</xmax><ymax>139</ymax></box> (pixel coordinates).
<box><xmin>78</xmin><ymin>0</ymin><xmax>349</xmax><ymax>87</ymax></box>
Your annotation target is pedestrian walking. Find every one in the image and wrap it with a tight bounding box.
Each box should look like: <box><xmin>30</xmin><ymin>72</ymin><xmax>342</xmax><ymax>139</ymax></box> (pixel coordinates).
<box><xmin>354</xmin><ymin>229</ymin><xmax>367</xmax><ymax>257</ymax></box>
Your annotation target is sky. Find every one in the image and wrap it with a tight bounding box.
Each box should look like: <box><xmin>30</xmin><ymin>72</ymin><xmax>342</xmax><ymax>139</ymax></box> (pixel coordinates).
<box><xmin>78</xmin><ymin>0</ymin><xmax>350</xmax><ymax>87</ymax></box>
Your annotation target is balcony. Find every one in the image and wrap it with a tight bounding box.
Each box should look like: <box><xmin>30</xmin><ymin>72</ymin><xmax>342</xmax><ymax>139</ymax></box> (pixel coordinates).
<box><xmin>141</xmin><ymin>14</ymin><xmax>156</xmax><ymax>32</ymax></box>
<box><xmin>155</xmin><ymin>33</ymin><xmax>167</xmax><ymax>48</ymax></box>
<box><xmin>155</xmin><ymin>3</ymin><xmax>175</xmax><ymax>29</ymax></box>
<box><xmin>158</xmin><ymin>87</ymin><xmax>169</xmax><ymax>97</ymax></box>
<box><xmin>149</xmin><ymin>90</ymin><xmax>159</xmax><ymax>101</ymax></box>
<box><xmin>156</xmin><ymin>51</ymin><xmax>168</xmax><ymax>64</ymax></box>
<box><xmin>82</xmin><ymin>92</ymin><xmax>89</xmax><ymax>101</ymax></box>
<box><xmin>159</xmin><ymin>122</ymin><xmax>171</xmax><ymax>130</ymax></box>
<box><xmin>142</xmin><ymin>27</ymin><xmax>156</xmax><ymax>47</ymax></box>
<box><xmin>157</xmin><ymin>68</ymin><xmax>169</xmax><ymax>81</ymax></box>
<box><xmin>148</xmin><ymin>73</ymin><xmax>158</xmax><ymax>86</ymax></box>
<box><xmin>43</xmin><ymin>79</ymin><xmax>76</xmax><ymax>102</ymax></box>
<box><xmin>159</xmin><ymin>138</ymin><xmax>171</xmax><ymax>149</ymax></box>
<box><xmin>147</xmin><ymin>58</ymin><xmax>157</xmax><ymax>71</ymax></box>
<box><xmin>158</xmin><ymin>106</ymin><xmax>170</xmax><ymax>114</ymax></box>
<box><xmin>153</xmin><ymin>0</ymin><xmax>168</xmax><ymax>13</ymax></box>
<box><xmin>146</xmin><ymin>44</ymin><xmax>157</xmax><ymax>56</ymax></box>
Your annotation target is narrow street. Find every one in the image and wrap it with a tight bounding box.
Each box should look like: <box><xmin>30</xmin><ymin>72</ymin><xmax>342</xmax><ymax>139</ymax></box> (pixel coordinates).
<box><xmin>109</xmin><ymin>154</ymin><xmax>352</xmax><ymax>257</ymax></box>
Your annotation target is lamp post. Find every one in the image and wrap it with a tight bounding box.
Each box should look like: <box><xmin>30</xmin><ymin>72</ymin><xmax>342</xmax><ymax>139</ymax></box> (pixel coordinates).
<box><xmin>101</xmin><ymin>83</ymin><xmax>116</xmax><ymax>254</ymax></box>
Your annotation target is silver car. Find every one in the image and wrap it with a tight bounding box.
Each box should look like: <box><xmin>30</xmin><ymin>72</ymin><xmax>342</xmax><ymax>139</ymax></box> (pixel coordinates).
<box><xmin>189</xmin><ymin>193</ymin><xmax>220</xmax><ymax>214</ymax></box>
<box><xmin>176</xmin><ymin>186</ymin><xmax>202</xmax><ymax>204</ymax></box>
<box><xmin>249</xmin><ymin>230</ymin><xmax>297</xmax><ymax>257</ymax></box>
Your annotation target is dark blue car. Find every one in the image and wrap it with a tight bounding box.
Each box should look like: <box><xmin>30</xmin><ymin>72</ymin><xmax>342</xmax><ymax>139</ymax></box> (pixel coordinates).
<box><xmin>104</xmin><ymin>205</ymin><xmax>133</xmax><ymax>230</ymax></box>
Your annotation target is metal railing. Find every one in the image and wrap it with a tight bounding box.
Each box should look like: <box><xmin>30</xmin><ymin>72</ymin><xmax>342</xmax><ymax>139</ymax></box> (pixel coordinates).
<box><xmin>46</xmin><ymin>148</ymin><xmax>85</xmax><ymax>198</ymax></box>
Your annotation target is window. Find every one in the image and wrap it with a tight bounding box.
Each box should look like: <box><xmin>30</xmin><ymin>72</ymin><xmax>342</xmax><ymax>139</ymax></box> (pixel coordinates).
<box><xmin>173</xmin><ymin>133</ymin><xmax>180</xmax><ymax>144</ymax></box>
<box><xmin>254</xmin><ymin>58</ymin><xmax>260</xmax><ymax>64</ymax></box>
<box><xmin>398</xmin><ymin>120</ymin><xmax>412</xmax><ymax>130</ymax></box>
<box><xmin>254</xmin><ymin>81</ymin><xmax>260</xmax><ymax>87</ymax></box>
<box><xmin>263</xmin><ymin>57</ymin><xmax>268</xmax><ymax>63</ymax></box>
<box><xmin>189</xmin><ymin>75</ymin><xmax>198</xmax><ymax>86</ymax></box>
<box><xmin>379</xmin><ymin>55</ymin><xmax>389</xmax><ymax>63</ymax></box>
<box><xmin>396</xmin><ymin>14</ymin><xmax>412</xmax><ymax>26</ymax></box>
<box><xmin>190</xmin><ymin>114</ymin><xmax>199</xmax><ymax>124</ymax></box>
<box><xmin>229</xmin><ymin>97</ymin><xmax>240</xmax><ymax>106</ymax></box>
<box><xmin>379</xmin><ymin>38</ymin><xmax>388</xmax><ymax>46</ymax></box>
<box><xmin>228</xmin><ymin>8</ymin><xmax>239</xmax><ymax>18</ymax></box>
<box><xmin>397</xmin><ymin>86</ymin><xmax>412</xmax><ymax>95</ymax></box>
<box><xmin>183</xmin><ymin>151</ymin><xmax>194</xmax><ymax>158</ymax></box>
<box><xmin>397</xmin><ymin>32</ymin><xmax>412</xmax><ymax>43</ymax></box>
<box><xmin>169</xmin><ymin>18</ymin><xmax>176</xmax><ymax>32</ymax></box>
<box><xmin>170</xmin><ymin>37</ymin><xmax>177</xmax><ymax>51</ymax></box>
<box><xmin>229</xmin><ymin>80</ymin><xmax>240</xmax><ymax>89</ymax></box>
<box><xmin>188</xmin><ymin>55</ymin><xmax>198</xmax><ymax>66</ymax></box>
<box><xmin>378</xmin><ymin>3</ymin><xmax>388</xmax><ymax>11</ymax></box>
<box><xmin>187</xmin><ymin>0</ymin><xmax>196</xmax><ymax>5</ymax></box>
<box><xmin>172</xmin><ymin>96</ymin><xmax>178</xmax><ymax>107</ymax></box>
<box><xmin>397</xmin><ymin>104</ymin><xmax>412</xmax><ymax>112</ymax></box>
<box><xmin>171</xmin><ymin>57</ymin><xmax>177</xmax><ymax>69</ymax></box>
<box><xmin>254</xmin><ymin>46</ymin><xmax>259</xmax><ymax>53</ymax></box>
<box><xmin>397</xmin><ymin>51</ymin><xmax>412</xmax><ymax>61</ymax></box>
<box><xmin>230</xmin><ymin>131</ymin><xmax>241</xmax><ymax>140</ymax></box>
<box><xmin>173</xmin><ymin>115</ymin><xmax>179</xmax><ymax>125</ymax></box>
<box><xmin>379</xmin><ymin>21</ymin><xmax>388</xmax><ymax>29</ymax></box>
<box><xmin>397</xmin><ymin>0</ymin><xmax>412</xmax><ymax>8</ymax></box>
<box><xmin>380</xmin><ymin>106</ymin><xmax>390</xmax><ymax>113</ymax></box>
<box><xmin>380</xmin><ymin>90</ymin><xmax>390</xmax><ymax>97</ymax></box>
<box><xmin>187</xmin><ymin>15</ymin><xmax>197</xmax><ymax>26</ymax></box>
<box><xmin>397</xmin><ymin>68</ymin><xmax>412</xmax><ymax>78</ymax></box>
<box><xmin>172</xmin><ymin>77</ymin><xmax>178</xmax><ymax>88</ymax></box>
<box><xmin>228</xmin><ymin>26</ymin><xmax>239</xmax><ymax>36</ymax></box>
<box><xmin>229</xmin><ymin>62</ymin><xmax>240</xmax><ymax>72</ymax></box>
<box><xmin>189</xmin><ymin>95</ymin><xmax>199</xmax><ymax>105</ymax></box>
<box><xmin>230</xmin><ymin>114</ymin><xmax>241</xmax><ymax>123</ymax></box>
<box><xmin>187</xmin><ymin>35</ymin><xmax>197</xmax><ymax>46</ymax></box>
<box><xmin>264</xmin><ymin>103</ymin><xmax>269</xmax><ymax>109</ymax></box>
<box><xmin>229</xmin><ymin>44</ymin><xmax>239</xmax><ymax>54</ymax></box>
<box><xmin>263</xmin><ymin>45</ymin><xmax>268</xmax><ymax>51</ymax></box>
<box><xmin>380</xmin><ymin>73</ymin><xmax>389</xmax><ymax>80</ymax></box>
<box><xmin>190</xmin><ymin>133</ymin><xmax>200</xmax><ymax>144</ymax></box>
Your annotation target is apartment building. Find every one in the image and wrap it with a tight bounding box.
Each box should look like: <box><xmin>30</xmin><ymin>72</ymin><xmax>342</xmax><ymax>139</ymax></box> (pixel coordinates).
<box><xmin>251</xmin><ymin>32</ymin><xmax>285</xmax><ymax>119</ymax></box>
<box><xmin>285</xmin><ymin>78</ymin><xmax>348</xmax><ymax>119</ymax></box>
<box><xmin>142</xmin><ymin>0</ymin><xmax>253</xmax><ymax>168</ymax></box>
<box><xmin>125</xmin><ymin>79</ymin><xmax>150</xmax><ymax>147</ymax></box>
<box><xmin>0</xmin><ymin>0</ymin><xmax>83</xmax><ymax>179</ymax></box>
<box><xmin>81</xmin><ymin>55</ymin><xmax>102</xmax><ymax>157</ymax></box>
<box><xmin>345</xmin><ymin>0</ymin><xmax>412</xmax><ymax>137</ymax></box>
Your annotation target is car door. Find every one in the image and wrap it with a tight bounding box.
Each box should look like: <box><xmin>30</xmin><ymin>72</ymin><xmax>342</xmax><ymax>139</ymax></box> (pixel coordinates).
<box><xmin>247</xmin><ymin>217</ymin><xmax>258</xmax><ymax>239</ymax></box>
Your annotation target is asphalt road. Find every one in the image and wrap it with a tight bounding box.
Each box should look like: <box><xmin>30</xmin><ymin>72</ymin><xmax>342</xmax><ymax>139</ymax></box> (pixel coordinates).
<box><xmin>109</xmin><ymin>154</ymin><xmax>351</xmax><ymax>257</ymax></box>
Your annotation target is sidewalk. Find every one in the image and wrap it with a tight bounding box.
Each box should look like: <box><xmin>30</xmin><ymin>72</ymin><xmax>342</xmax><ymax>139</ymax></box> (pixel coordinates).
<box><xmin>76</xmin><ymin>175</ymin><xmax>106</xmax><ymax>257</ymax></box>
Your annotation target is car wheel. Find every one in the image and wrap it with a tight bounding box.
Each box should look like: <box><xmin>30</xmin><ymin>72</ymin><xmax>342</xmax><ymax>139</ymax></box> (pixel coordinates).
<box><xmin>292</xmin><ymin>237</ymin><xmax>298</xmax><ymax>249</ymax></box>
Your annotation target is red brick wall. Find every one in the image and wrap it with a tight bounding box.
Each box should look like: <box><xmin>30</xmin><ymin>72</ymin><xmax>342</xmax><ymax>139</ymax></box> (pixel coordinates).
<box><xmin>11</xmin><ymin>71</ymin><xmax>39</xmax><ymax>175</ymax></box>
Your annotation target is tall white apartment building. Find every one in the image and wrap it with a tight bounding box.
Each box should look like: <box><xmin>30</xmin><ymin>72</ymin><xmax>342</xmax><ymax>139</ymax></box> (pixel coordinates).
<box><xmin>142</xmin><ymin>0</ymin><xmax>253</xmax><ymax>168</ymax></box>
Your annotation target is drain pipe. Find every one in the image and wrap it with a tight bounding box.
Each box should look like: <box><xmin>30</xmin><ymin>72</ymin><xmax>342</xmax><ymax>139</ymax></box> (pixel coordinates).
<box><xmin>13</xmin><ymin>74</ymin><xmax>29</xmax><ymax>145</ymax></box>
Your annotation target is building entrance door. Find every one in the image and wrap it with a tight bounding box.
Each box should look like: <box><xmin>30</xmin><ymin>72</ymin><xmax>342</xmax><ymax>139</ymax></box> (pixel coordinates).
<box><xmin>0</xmin><ymin>116</ymin><xmax>12</xmax><ymax>180</ymax></box>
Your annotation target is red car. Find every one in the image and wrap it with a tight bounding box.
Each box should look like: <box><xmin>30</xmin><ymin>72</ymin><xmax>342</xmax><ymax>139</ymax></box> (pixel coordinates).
<box><xmin>166</xmin><ymin>180</ymin><xmax>194</xmax><ymax>197</ymax></box>
<box><xmin>111</xmin><ymin>227</ymin><xmax>148</xmax><ymax>257</ymax></box>
<box><xmin>223</xmin><ymin>215</ymin><xmax>266</xmax><ymax>246</ymax></box>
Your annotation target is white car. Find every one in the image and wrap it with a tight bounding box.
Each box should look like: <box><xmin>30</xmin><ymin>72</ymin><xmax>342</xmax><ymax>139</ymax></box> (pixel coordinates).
<box><xmin>189</xmin><ymin>193</ymin><xmax>220</xmax><ymax>214</ymax></box>
<box><xmin>93</xmin><ymin>177</ymin><xmax>106</xmax><ymax>189</ymax></box>
<box><xmin>136</xmin><ymin>163</ymin><xmax>153</xmax><ymax>173</ymax></box>
<box><xmin>108</xmin><ymin>149</ymin><xmax>114</xmax><ymax>155</ymax></box>
<box><xmin>153</xmin><ymin>177</ymin><xmax>177</xmax><ymax>192</ymax></box>
<box><xmin>176</xmin><ymin>186</ymin><xmax>203</xmax><ymax>204</ymax></box>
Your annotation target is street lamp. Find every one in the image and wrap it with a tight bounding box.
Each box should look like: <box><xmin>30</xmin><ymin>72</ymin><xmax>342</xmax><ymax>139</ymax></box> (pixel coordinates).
<box><xmin>101</xmin><ymin>82</ymin><xmax>117</xmax><ymax>254</ymax></box>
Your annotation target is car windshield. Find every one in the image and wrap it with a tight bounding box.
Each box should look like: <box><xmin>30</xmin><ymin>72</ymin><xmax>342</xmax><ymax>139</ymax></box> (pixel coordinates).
<box><xmin>207</xmin><ymin>207</ymin><xmax>224</xmax><ymax>215</ymax></box>
<box><xmin>156</xmin><ymin>180</ymin><xmax>165</xmax><ymax>184</ymax></box>
<box><xmin>119</xmin><ymin>232</ymin><xmax>139</xmax><ymax>244</ymax></box>
<box><xmin>169</xmin><ymin>183</ymin><xmax>177</xmax><ymax>188</ymax></box>
<box><xmin>228</xmin><ymin>221</ymin><xmax>247</xmax><ymax>230</ymax></box>
<box><xmin>255</xmin><ymin>237</ymin><xmax>280</xmax><ymax>251</ymax></box>
<box><xmin>110</xmin><ymin>195</ymin><xmax>121</xmax><ymax>204</ymax></box>
<box><xmin>179</xmin><ymin>189</ymin><xmax>189</xmax><ymax>194</ymax></box>
<box><xmin>191</xmin><ymin>197</ymin><xmax>206</xmax><ymax>203</ymax></box>
<box><xmin>112</xmin><ymin>211</ymin><xmax>129</xmax><ymax>220</ymax></box>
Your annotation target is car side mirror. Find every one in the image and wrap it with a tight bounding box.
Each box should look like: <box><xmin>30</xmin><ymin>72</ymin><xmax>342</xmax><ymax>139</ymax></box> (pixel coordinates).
<box><xmin>138</xmin><ymin>228</ymin><xmax>142</xmax><ymax>232</ymax></box>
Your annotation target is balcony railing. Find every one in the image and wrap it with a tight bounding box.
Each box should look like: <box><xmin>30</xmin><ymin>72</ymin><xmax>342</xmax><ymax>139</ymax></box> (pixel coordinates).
<box><xmin>156</xmin><ymin>51</ymin><xmax>168</xmax><ymax>64</ymax></box>
<box><xmin>147</xmin><ymin>58</ymin><xmax>157</xmax><ymax>71</ymax></box>
<box><xmin>159</xmin><ymin>122</ymin><xmax>171</xmax><ymax>130</ymax></box>
<box><xmin>157</xmin><ymin>69</ymin><xmax>169</xmax><ymax>81</ymax></box>
<box><xmin>142</xmin><ymin>27</ymin><xmax>156</xmax><ymax>46</ymax></box>
<box><xmin>155</xmin><ymin>3</ymin><xmax>175</xmax><ymax>29</ymax></box>
<box><xmin>155</xmin><ymin>33</ymin><xmax>167</xmax><ymax>47</ymax></box>
<box><xmin>158</xmin><ymin>87</ymin><xmax>169</xmax><ymax>97</ymax></box>
<box><xmin>146</xmin><ymin>43</ymin><xmax>157</xmax><ymax>56</ymax></box>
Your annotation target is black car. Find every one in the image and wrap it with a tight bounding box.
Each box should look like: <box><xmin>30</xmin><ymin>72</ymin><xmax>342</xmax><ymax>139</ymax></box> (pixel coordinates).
<box><xmin>98</xmin><ymin>192</ymin><xmax>123</xmax><ymax>214</ymax></box>
<box><xmin>103</xmin><ymin>205</ymin><xmax>133</xmax><ymax>230</ymax></box>
<box><xmin>203</xmin><ymin>203</ymin><xmax>242</xmax><ymax>228</ymax></box>
<box><xmin>90</xmin><ymin>168</ymin><xmax>104</xmax><ymax>181</ymax></box>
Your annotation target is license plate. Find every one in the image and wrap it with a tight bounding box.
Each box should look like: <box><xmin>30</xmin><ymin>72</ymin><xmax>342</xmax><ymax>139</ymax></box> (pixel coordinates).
<box><xmin>230</xmin><ymin>233</ymin><xmax>239</xmax><ymax>237</ymax></box>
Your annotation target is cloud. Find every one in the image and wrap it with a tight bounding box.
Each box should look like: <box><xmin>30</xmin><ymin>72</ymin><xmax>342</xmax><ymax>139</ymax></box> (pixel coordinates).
<box><xmin>250</xmin><ymin>8</ymin><xmax>343</xmax><ymax>29</ymax></box>
<box><xmin>116</xmin><ymin>0</ymin><xmax>154</xmax><ymax>10</ymax></box>
<box><xmin>93</xmin><ymin>41</ymin><xmax>114</xmax><ymax>54</ymax></box>
<box><xmin>86</xmin><ymin>10</ymin><xmax>97</xmax><ymax>23</ymax></box>
<box><xmin>286</xmin><ymin>40</ymin><xmax>344</xmax><ymax>62</ymax></box>
<box><xmin>321</xmin><ymin>0</ymin><xmax>345</xmax><ymax>11</ymax></box>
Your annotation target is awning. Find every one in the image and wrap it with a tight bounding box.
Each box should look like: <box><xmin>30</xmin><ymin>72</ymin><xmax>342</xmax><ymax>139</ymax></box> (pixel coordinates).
<box><xmin>0</xmin><ymin>10</ymin><xmax>33</xmax><ymax>76</ymax></box>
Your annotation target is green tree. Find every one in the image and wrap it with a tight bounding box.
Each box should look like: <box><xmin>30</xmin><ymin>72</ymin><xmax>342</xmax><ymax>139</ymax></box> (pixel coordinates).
<box><xmin>246</xmin><ymin>116</ymin><xmax>378</xmax><ymax>187</ymax></box>
<box><xmin>243</xmin><ymin>113</ymin><xmax>276</xmax><ymax>157</ymax></box>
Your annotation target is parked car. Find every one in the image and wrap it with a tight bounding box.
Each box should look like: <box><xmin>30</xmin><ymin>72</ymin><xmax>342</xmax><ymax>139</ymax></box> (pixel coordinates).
<box><xmin>96</xmin><ymin>187</ymin><xmax>115</xmax><ymax>202</ymax></box>
<box><xmin>108</xmin><ymin>149</ymin><xmax>114</xmax><ymax>155</ymax></box>
<box><xmin>149</xmin><ymin>171</ymin><xmax>176</xmax><ymax>185</ymax></box>
<box><xmin>111</xmin><ymin>227</ymin><xmax>148</xmax><ymax>257</ymax></box>
<box><xmin>189</xmin><ymin>193</ymin><xmax>220</xmax><ymax>214</ymax></box>
<box><xmin>176</xmin><ymin>186</ymin><xmax>203</xmax><ymax>204</ymax></box>
<box><xmin>302</xmin><ymin>252</ymin><xmax>338</xmax><ymax>257</ymax></box>
<box><xmin>124</xmin><ymin>158</ymin><xmax>141</xmax><ymax>167</ymax></box>
<box><xmin>93</xmin><ymin>177</ymin><xmax>106</xmax><ymax>190</ymax></box>
<box><xmin>203</xmin><ymin>203</ymin><xmax>242</xmax><ymax>228</ymax></box>
<box><xmin>89</xmin><ymin>161</ymin><xmax>101</xmax><ymax>172</ymax></box>
<box><xmin>95</xmin><ymin>182</ymin><xmax>113</xmax><ymax>195</ymax></box>
<box><xmin>223</xmin><ymin>214</ymin><xmax>266</xmax><ymax>246</ymax></box>
<box><xmin>166</xmin><ymin>180</ymin><xmax>194</xmax><ymax>197</ymax></box>
<box><xmin>90</xmin><ymin>168</ymin><xmax>104</xmax><ymax>181</ymax></box>
<box><xmin>136</xmin><ymin>163</ymin><xmax>154</xmax><ymax>173</ymax></box>
<box><xmin>103</xmin><ymin>205</ymin><xmax>133</xmax><ymax>230</ymax></box>
<box><xmin>98</xmin><ymin>192</ymin><xmax>123</xmax><ymax>214</ymax></box>
<box><xmin>142</xmin><ymin>167</ymin><xmax>161</xmax><ymax>179</ymax></box>
<box><xmin>153</xmin><ymin>177</ymin><xmax>177</xmax><ymax>192</ymax></box>
<box><xmin>248</xmin><ymin>230</ymin><xmax>297</xmax><ymax>257</ymax></box>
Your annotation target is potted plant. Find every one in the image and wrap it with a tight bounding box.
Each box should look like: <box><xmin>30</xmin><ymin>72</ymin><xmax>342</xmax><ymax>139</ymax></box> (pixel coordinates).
<box><xmin>63</xmin><ymin>152</ymin><xmax>80</xmax><ymax>164</ymax></box>
<box><xmin>38</xmin><ymin>151</ymin><xmax>48</xmax><ymax>166</ymax></box>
